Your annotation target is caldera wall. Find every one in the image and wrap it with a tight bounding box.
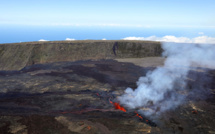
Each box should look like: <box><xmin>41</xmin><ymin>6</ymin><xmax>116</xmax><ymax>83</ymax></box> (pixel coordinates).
<box><xmin>0</xmin><ymin>40</ymin><xmax>162</xmax><ymax>70</ymax></box>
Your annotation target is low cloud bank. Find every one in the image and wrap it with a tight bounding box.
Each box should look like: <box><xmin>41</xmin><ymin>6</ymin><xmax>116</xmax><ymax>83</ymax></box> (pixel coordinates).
<box><xmin>38</xmin><ymin>39</ymin><xmax>48</xmax><ymax>42</ymax></box>
<box><xmin>123</xmin><ymin>36</ymin><xmax>215</xmax><ymax>44</ymax></box>
<box><xmin>65</xmin><ymin>38</ymin><xmax>75</xmax><ymax>41</ymax></box>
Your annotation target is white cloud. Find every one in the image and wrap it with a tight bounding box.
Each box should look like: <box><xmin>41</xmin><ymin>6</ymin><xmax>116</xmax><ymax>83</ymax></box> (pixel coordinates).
<box><xmin>198</xmin><ymin>32</ymin><xmax>204</xmax><ymax>35</ymax></box>
<box><xmin>38</xmin><ymin>39</ymin><xmax>48</xmax><ymax>42</ymax></box>
<box><xmin>102</xmin><ymin>38</ymin><xmax>107</xmax><ymax>40</ymax></box>
<box><xmin>123</xmin><ymin>35</ymin><xmax>215</xmax><ymax>44</ymax></box>
<box><xmin>193</xmin><ymin>36</ymin><xmax>215</xmax><ymax>44</ymax></box>
<box><xmin>65</xmin><ymin>38</ymin><xmax>75</xmax><ymax>41</ymax></box>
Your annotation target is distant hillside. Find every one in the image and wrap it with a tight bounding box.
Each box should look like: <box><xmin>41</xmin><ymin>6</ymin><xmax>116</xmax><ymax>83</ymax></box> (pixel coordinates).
<box><xmin>0</xmin><ymin>40</ymin><xmax>162</xmax><ymax>70</ymax></box>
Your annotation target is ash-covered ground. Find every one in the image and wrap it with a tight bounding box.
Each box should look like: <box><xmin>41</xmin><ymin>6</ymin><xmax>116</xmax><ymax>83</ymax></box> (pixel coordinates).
<box><xmin>0</xmin><ymin>58</ymin><xmax>215</xmax><ymax>134</ymax></box>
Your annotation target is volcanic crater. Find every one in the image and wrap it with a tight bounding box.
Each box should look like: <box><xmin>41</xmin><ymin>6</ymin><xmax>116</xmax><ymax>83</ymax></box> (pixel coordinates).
<box><xmin>0</xmin><ymin>40</ymin><xmax>214</xmax><ymax>134</ymax></box>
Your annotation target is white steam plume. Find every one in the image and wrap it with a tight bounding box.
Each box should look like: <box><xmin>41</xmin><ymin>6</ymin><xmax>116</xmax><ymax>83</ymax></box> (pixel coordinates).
<box><xmin>118</xmin><ymin>43</ymin><xmax>215</xmax><ymax>116</ymax></box>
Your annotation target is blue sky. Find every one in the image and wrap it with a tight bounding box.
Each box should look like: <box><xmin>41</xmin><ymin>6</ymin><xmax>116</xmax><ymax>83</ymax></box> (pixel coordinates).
<box><xmin>0</xmin><ymin>0</ymin><xmax>215</xmax><ymax>43</ymax></box>
<box><xmin>1</xmin><ymin>0</ymin><xmax>215</xmax><ymax>27</ymax></box>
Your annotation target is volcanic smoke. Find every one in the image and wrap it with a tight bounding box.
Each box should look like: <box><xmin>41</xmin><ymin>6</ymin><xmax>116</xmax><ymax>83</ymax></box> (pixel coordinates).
<box><xmin>118</xmin><ymin>42</ymin><xmax>215</xmax><ymax>116</ymax></box>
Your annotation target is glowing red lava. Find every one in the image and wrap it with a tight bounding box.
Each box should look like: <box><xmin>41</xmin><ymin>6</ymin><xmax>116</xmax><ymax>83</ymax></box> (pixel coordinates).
<box><xmin>87</xmin><ymin>126</ymin><xmax>91</xmax><ymax>130</ymax></box>
<box><xmin>192</xmin><ymin>110</ymin><xmax>198</xmax><ymax>114</ymax></box>
<box><xmin>109</xmin><ymin>99</ymin><xmax>126</xmax><ymax>112</ymax></box>
<box><xmin>58</xmin><ymin>96</ymin><xmax>150</xmax><ymax>124</ymax></box>
<box><xmin>134</xmin><ymin>111</ymin><xmax>143</xmax><ymax>120</ymax></box>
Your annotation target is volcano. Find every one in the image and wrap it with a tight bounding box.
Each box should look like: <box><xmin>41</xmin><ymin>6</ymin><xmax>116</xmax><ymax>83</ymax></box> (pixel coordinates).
<box><xmin>0</xmin><ymin>40</ymin><xmax>215</xmax><ymax>134</ymax></box>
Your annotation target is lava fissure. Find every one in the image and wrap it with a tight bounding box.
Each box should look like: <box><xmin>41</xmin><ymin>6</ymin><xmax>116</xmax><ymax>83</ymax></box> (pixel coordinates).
<box><xmin>109</xmin><ymin>98</ymin><xmax>127</xmax><ymax>112</ymax></box>
<box><xmin>134</xmin><ymin>111</ymin><xmax>143</xmax><ymax>120</ymax></box>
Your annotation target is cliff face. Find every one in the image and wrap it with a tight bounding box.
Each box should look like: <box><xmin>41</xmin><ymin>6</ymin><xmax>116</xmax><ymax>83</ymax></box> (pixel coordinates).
<box><xmin>0</xmin><ymin>40</ymin><xmax>162</xmax><ymax>70</ymax></box>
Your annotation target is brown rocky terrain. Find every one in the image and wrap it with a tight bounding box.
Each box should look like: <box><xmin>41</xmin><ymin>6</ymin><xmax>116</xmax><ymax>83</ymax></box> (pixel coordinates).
<box><xmin>0</xmin><ymin>40</ymin><xmax>162</xmax><ymax>70</ymax></box>
<box><xmin>0</xmin><ymin>40</ymin><xmax>214</xmax><ymax>134</ymax></box>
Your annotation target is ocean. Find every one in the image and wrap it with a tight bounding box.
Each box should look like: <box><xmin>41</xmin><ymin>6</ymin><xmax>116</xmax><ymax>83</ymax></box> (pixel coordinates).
<box><xmin>0</xmin><ymin>25</ymin><xmax>214</xmax><ymax>44</ymax></box>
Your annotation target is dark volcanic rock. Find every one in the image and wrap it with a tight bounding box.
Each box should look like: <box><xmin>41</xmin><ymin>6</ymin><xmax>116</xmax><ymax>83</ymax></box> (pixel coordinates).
<box><xmin>0</xmin><ymin>56</ymin><xmax>214</xmax><ymax>133</ymax></box>
<box><xmin>0</xmin><ymin>59</ymin><xmax>159</xmax><ymax>134</ymax></box>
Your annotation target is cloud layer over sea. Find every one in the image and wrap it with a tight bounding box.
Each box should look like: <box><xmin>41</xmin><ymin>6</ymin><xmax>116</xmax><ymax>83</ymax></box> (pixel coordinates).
<box><xmin>123</xmin><ymin>36</ymin><xmax>215</xmax><ymax>44</ymax></box>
